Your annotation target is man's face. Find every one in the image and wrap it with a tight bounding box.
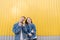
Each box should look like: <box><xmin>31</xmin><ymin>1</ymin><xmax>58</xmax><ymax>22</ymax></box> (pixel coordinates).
<box><xmin>19</xmin><ymin>17</ymin><xmax>25</xmax><ymax>23</ymax></box>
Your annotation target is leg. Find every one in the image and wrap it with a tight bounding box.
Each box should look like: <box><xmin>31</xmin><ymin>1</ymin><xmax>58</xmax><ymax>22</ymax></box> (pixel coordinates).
<box><xmin>28</xmin><ymin>38</ymin><xmax>33</xmax><ymax>40</ymax></box>
<box><xmin>33</xmin><ymin>38</ymin><xmax>37</xmax><ymax>40</ymax></box>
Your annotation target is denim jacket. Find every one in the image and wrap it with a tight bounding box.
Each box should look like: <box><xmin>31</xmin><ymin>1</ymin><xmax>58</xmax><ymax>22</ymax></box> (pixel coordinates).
<box><xmin>12</xmin><ymin>23</ymin><xmax>27</xmax><ymax>40</ymax></box>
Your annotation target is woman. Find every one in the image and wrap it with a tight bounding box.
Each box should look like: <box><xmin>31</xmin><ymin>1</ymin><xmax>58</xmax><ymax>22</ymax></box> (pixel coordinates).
<box><xmin>25</xmin><ymin>17</ymin><xmax>37</xmax><ymax>40</ymax></box>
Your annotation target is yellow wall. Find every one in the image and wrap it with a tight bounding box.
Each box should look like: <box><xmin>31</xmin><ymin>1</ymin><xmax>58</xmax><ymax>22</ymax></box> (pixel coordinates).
<box><xmin>0</xmin><ymin>0</ymin><xmax>60</xmax><ymax>36</ymax></box>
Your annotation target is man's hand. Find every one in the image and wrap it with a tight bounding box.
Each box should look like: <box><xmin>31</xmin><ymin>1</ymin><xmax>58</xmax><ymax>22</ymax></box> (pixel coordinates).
<box><xmin>18</xmin><ymin>23</ymin><xmax>23</xmax><ymax>26</ymax></box>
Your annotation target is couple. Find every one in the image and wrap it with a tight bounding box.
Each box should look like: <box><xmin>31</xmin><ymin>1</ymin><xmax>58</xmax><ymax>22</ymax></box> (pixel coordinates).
<box><xmin>12</xmin><ymin>16</ymin><xmax>37</xmax><ymax>40</ymax></box>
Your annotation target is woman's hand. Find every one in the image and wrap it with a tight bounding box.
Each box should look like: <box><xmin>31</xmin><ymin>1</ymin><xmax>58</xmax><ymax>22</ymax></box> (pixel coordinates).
<box><xmin>23</xmin><ymin>24</ymin><xmax>25</xmax><ymax>27</ymax></box>
<box><xmin>28</xmin><ymin>33</ymin><xmax>32</xmax><ymax>36</ymax></box>
<box><xmin>31</xmin><ymin>30</ymin><xmax>34</xmax><ymax>33</ymax></box>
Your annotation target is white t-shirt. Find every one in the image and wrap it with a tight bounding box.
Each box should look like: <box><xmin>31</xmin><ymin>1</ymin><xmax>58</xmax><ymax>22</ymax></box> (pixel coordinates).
<box><xmin>20</xmin><ymin>30</ymin><xmax>24</xmax><ymax>40</ymax></box>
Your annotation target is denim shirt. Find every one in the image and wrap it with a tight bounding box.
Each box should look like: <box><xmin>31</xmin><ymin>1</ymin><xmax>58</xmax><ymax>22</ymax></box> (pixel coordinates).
<box><xmin>12</xmin><ymin>23</ymin><xmax>27</xmax><ymax>40</ymax></box>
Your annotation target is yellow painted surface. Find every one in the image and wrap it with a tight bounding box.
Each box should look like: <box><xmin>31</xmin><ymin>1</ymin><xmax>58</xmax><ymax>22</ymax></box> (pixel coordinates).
<box><xmin>0</xmin><ymin>0</ymin><xmax>60</xmax><ymax>36</ymax></box>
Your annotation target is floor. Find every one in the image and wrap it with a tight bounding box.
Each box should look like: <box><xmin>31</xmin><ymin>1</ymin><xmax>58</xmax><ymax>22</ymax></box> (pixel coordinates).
<box><xmin>0</xmin><ymin>36</ymin><xmax>60</xmax><ymax>40</ymax></box>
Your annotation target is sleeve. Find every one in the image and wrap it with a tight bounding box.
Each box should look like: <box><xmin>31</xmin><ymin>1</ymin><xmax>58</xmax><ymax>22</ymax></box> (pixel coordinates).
<box><xmin>31</xmin><ymin>24</ymin><xmax>36</xmax><ymax>34</ymax></box>
<box><xmin>27</xmin><ymin>25</ymin><xmax>32</xmax><ymax>34</ymax></box>
<box><xmin>22</xmin><ymin>26</ymin><xmax>28</xmax><ymax>34</ymax></box>
<box><xmin>12</xmin><ymin>23</ymin><xmax>21</xmax><ymax>34</ymax></box>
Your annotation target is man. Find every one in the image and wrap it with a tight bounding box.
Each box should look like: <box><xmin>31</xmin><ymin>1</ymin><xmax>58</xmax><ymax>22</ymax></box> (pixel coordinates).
<box><xmin>12</xmin><ymin>16</ymin><xmax>27</xmax><ymax>40</ymax></box>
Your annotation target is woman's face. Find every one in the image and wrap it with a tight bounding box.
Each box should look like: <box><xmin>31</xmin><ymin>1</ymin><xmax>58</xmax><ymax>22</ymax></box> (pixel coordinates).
<box><xmin>27</xmin><ymin>18</ymin><xmax>32</xmax><ymax>24</ymax></box>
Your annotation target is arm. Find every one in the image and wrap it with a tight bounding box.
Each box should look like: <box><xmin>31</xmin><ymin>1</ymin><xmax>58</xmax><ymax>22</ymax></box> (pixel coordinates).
<box><xmin>22</xmin><ymin>26</ymin><xmax>28</xmax><ymax>34</ymax></box>
<box><xmin>27</xmin><ymin>25</ymin><xmax>32</xmax><ymax>36</ymax></box>
<box><xmin>12</xmin><ymin>23</ymin><xmax>21</xmax><ymax>34</ymax></box>
<box><xmin>31</xmin><ymin>24</ymin><xmax>36</xmax><ymax>34</ymax></box>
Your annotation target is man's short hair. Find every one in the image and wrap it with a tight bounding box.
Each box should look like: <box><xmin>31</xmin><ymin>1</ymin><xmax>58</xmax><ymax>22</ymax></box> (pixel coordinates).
<box><xmin>21</xmin><ymin>16</ymin><xmax>26</xmax><ymax>19</ymax></box>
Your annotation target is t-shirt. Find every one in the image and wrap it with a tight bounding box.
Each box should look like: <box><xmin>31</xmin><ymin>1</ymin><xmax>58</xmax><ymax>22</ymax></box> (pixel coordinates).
<box><xmin>20</xmin><ymin>30</ymin><xmax>24</xmax><ymax>40</ymax></box>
